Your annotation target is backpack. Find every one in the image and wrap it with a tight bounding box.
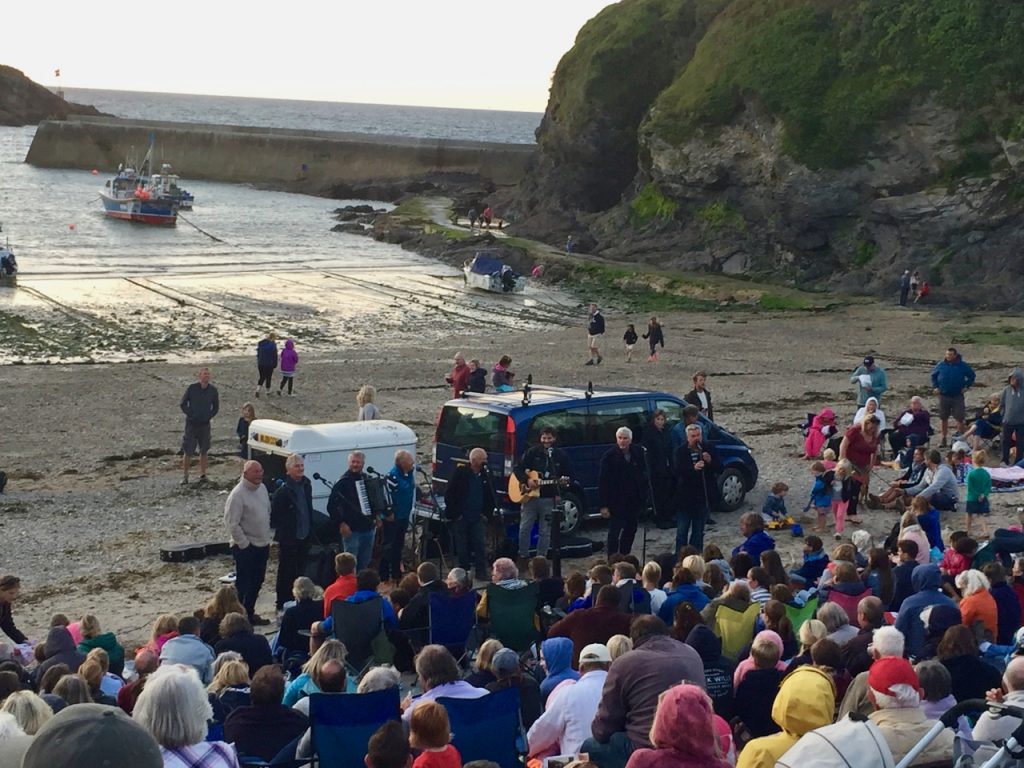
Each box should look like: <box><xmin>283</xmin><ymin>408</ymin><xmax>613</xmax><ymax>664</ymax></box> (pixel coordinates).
<box><xmin>775</xmin><ymin>714</ymin><xmax>895</xmax><ymax>767</ymax></box>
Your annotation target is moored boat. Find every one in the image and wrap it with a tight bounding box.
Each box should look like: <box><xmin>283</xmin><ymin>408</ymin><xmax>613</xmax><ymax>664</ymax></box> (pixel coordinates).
<box><xmin>99</xmin><ymin>139</ymin><xmax>179</xmax><ymax>225</ymax></box>
<box><xmin>151</xmin><ymin>163</ymin><xmax>195</xmax><ymax>209</ymax></box>
<box><xmin>0</xmin><ymin>225</ymin><xmax>18</xmax><ymax>287</ymax></box>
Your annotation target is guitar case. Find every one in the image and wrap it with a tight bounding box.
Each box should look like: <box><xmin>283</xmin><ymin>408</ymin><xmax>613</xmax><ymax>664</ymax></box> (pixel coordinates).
<box><xmin>159</xmin><ymin>541</ymin><xmax>232</xmax><ymax>563</ymax></box>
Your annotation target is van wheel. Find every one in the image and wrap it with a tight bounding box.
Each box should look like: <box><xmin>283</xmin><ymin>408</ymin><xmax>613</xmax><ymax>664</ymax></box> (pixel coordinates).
<box><xmin>559</xmin><ymin>493</ymin><xmax>583</xmax><ymax>535</ymax></box>
<box><xmin>718</xmin><ymin>468</ymin><xmax>747</xmax><ymax>511</ymax></box>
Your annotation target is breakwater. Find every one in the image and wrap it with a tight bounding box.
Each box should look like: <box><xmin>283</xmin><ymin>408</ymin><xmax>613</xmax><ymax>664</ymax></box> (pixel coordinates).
<box><xmin>25</xmin><ymin>116</ymin><xmax>535</xmax><ymax>191</ymax></box>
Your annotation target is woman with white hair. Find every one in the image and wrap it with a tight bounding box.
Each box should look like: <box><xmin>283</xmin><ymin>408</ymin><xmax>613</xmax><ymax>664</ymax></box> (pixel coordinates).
<box><xmin>956</xmin><ymin>569</ymin><xmax>998</xmax><ymax>640</ymax></box>
<box><xmin>0</xmin><ymin>690</ymin><xmax>51</xmax><ymax>735</ymax></box>
<box><xmin>133</xmin><ymin>664</ymin><xmax>240</xmax><ymax>767</ymax></box>
<box><xmin>0</xmin><ymin>711</ymin><xmax>32</xmax><ymax>768</ymax></box>
<box><xmin>817</xmin><ymin>602</ymin><xmax>859</xmax><ymax>648</ymax></box>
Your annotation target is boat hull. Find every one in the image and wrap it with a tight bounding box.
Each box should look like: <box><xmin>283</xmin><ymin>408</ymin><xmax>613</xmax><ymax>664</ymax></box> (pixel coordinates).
<box><xmin>100</xmin><ymin>192</ymin><xmax>177</xmax><ymax>226</ymax></box>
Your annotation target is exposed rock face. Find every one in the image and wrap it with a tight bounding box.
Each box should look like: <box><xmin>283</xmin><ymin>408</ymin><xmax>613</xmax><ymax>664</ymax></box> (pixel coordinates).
<box><xmin>508</xmin><ymin>0</ymin><xmax>1024</xmax><ymax>308</ymax></box>
<box><xmin>0</xmin><ymin>65</ymin><xmax>104</xmax><ymax>126</ymax></box>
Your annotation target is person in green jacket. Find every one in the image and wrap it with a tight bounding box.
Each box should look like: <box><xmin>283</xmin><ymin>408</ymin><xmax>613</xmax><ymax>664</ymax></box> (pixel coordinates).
<box><xmin>850</xmin><ymin>355</ymin><xmax>888</xmax><ymax>407</ymax></box>
<box><xmin>965</xmin><ymin>449</ymin><xmax>992</xmax><ymax>538</ymax></box>
<box><xmin>77</xmin><ymin>613</ymin><xmax>125</xmax><ymax>677</ymax></box>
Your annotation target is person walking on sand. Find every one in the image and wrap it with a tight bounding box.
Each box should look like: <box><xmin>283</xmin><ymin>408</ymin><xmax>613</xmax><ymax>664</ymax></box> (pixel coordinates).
<box><xmin>277</xmin><ymin>339</ymin><xmax>298</xmax><ymax>396</ymax></box>
<box><xmin>586</xmin><ymin>303</ymin><xmax>605</xmax><ymax>366</ymax></box>
<box><xmin>467</xmin><ymin>207</ymin><xmax>478</xmax><ymax>230</ymax></box>
<box><xmin>623</xmin><ymin>324</ymin><xmax>638</xmax><ymax>362</ymax></box>
<box><xmin>899</xmin><ymin>270</ymin><xmax>911</xmax><ymax>306</ymax></box>
<box><xmin>481</xmin><ymin>205</ymin><xmax>494</xmax><ymax>229</ymax></box>
<box><xmin>850</xmin><ymin>355</ymin><xmax>888</xmax><ymax>407</ymax></box>
<box><xmin>255</xmin><ymin>332</ymin><xmax>278</xmax><ymax>398</ymax></box>
<box><xmin>180</xmin><ymin>367</ymin><xmax>219</xmax><ymax>485</ymax></box>
<box><xmin>642</xmin><ymin>316</ymin><xmax>664</xmax><ymax>362</ymax></box>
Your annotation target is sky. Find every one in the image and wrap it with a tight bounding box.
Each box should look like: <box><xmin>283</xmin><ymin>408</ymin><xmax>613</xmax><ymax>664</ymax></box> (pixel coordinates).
<box><xmin>5</xmin><ymin>1</ymin><xmax>617</xmax><ymax>112</ymax></box>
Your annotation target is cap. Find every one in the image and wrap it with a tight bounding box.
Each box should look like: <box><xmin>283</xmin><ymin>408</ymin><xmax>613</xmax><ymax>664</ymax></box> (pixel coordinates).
<box><xmin>863</xmin><ymin>355</ymin><xmax>875</xmax><ymax>367</ymax></box>
<box><xmin>867</xmin><ymin>656</ymin><xmax>919</xmax><ymax>697</ymax></box>
<box><xmin>23</xmin><ymin>703</ymin><xmax>162</xmax><ymax>768</ymax></box>
<box><xmin>491</xmin><ymin>648</ymin><xmax>521</xmax><ymax>674</ymax></box>
<box><xmin>579</xmin><ymin>643</ymin><xmax>612</xmax><ymax>663</ymax></box>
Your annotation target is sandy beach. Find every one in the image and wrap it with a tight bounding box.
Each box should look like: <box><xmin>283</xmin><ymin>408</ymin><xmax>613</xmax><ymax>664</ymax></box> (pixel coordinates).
<box><xmin>2</xmin><ymin>266</ymin><xmax>1024</xmax><ymax>650</ymax></box>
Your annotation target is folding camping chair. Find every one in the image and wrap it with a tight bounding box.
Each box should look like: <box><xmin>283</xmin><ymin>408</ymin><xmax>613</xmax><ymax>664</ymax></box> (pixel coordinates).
<box><xmin>437</xmin><ymin>687</ymin><xmax>523</xmax><ymax>768</ymax></box>
<box><xmin>309</xmin><ymin>689</ymin><xmax>401</xmax><ymax>768</ymax></box>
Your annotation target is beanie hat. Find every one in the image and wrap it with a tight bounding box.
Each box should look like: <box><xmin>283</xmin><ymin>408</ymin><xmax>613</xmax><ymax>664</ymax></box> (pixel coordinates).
<box><xmin>868</xmin><ymin>656</ymin><xmax>919</xmax><ymax>697</ymax></box>
<box><xmin>23</xmin><ymin>703</ymin><xmax>162</xmax><ymax>768</ymax></box>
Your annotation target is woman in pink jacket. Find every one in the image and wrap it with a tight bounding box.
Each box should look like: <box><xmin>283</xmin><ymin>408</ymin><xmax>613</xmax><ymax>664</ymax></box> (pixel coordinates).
<box><xmin>804</xmin><ymin>408</ymin><xmax>836</xmax><ymax>459</ymax></box>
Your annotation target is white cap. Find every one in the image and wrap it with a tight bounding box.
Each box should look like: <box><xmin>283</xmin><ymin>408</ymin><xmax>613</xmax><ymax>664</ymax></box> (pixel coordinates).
<box><xmin>579</xmin><ymin>643</ymin><xmax>612</xmax><ymax>663</ymax></box>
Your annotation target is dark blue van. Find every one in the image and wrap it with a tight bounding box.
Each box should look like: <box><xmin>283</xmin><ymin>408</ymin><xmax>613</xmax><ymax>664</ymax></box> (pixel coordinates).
<box><xmin>431</xmin><ymin>385</ymin><xmax>758</xmax><ymax>533</ymax></box>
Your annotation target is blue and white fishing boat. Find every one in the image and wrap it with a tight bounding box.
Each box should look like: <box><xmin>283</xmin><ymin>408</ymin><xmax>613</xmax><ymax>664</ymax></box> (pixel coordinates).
<box><xmin>99</xmin><ymin>139</ymin><xmax>178</xmax><ymax>225</ymax></box>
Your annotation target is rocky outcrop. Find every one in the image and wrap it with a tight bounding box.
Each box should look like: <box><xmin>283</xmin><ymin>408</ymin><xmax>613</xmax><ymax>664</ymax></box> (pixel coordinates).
<box><xmin>508</xmin><ymin>0</ymin><xmax>1024</xmax><ymax>308</ymax></box>
<box><xmin>0</xmin><ymin>65</ymin><xmax>104</xmax><ymax>126</ymax></box>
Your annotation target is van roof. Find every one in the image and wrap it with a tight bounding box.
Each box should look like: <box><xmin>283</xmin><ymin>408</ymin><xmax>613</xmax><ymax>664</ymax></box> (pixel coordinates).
<box><xmin>445</xmin><ymin>386</ymin><xmax>678</xmax><ymax>413</ymax></box>
<box><xmin>248</xmin><ymin>419</ymin><xmax>417</xmax><ymax>454</ymax></box>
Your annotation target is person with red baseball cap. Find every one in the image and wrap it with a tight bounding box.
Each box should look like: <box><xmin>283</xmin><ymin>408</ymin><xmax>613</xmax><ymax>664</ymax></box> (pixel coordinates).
<box><xmin>867</xmin><ymin>657</ymin><xmax>953</xmax><ymax>766</ymax></box>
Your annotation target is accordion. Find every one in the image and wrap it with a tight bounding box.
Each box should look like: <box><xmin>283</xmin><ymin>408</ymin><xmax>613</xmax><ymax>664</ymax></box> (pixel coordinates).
<box><xmin>356</xmin><ymin>477</ymin><xmax>392</xmax><ymax>517</ymax></box>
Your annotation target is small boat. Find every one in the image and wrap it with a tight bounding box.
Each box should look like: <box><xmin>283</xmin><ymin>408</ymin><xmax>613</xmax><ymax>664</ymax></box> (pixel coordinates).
<box><xmin>0</xmin><ymin>225</ymin><xmax>17</xmax><ymax>288</ymax></box>
<box><xmin>99</xmin><ymin>139</ymin><xmax>178</xmax><ymax>225</ymax></box>
<box><xmin>464</xmin><ymin>252</ymin><xmax>527</xmax><ymax>294</ymax></box>
<box><xmin>151</xmin><ymin>163</ymin><xmax>195</xmax><ymax>209</ymax></box>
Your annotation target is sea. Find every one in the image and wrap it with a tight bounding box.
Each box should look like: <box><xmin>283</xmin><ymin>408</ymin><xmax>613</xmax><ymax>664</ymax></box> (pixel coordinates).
<box><xmin>0</xmin><ymin>88</ymin><xmax>542</xmax><ymax>277</ymax></box>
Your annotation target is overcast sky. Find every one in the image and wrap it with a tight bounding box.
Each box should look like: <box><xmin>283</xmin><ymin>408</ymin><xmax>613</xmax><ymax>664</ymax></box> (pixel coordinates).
<box><xmin>6</xmin><ymin>1</ymin><xmax>616</xmax><ymax>112</ymax></box>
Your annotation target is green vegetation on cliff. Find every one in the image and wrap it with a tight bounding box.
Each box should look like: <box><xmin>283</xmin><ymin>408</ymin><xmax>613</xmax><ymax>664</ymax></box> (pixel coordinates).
<box><xmin>644</xmin><ymin>0</ymin><xmax>1024</xmax><ymax>167</ymax></box>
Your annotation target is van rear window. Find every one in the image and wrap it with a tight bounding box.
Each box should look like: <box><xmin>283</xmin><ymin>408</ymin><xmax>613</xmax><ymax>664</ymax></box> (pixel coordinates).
<box><xmin>436</xmin><ymin>406</ymin><xmax>505</xmax><ymax>452</ymax></box>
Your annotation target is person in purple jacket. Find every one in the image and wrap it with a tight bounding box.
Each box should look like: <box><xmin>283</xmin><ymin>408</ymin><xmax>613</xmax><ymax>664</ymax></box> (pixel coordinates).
<box><xmin>278</xmin><ymin>339</ymin><xmax>298</xmax><ymax>397</ymax></box>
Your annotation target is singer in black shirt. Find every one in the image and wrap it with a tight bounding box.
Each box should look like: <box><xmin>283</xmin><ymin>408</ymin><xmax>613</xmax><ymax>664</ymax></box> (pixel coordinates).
<box><xmin>513</xmin><ymin>427</ymin><xmax>573</xmax><ymax>560</ymax></box>
<box><xmin>327</xmin><ymin>451</ymin><xmax>376</xmax><ymax>571</ymax></box>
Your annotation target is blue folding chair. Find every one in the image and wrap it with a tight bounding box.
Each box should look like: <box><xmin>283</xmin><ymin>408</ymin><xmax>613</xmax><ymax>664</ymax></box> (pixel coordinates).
<box><xmin>310</xmin><ymin>688</ymin><xmax>401</xmax><ymax>768</ymax></box>
<box><xmin>437</xmin><ymin>688</ymin><xmax>522</xmax><ymax>768</ymax></box>
<box><xmin>428</xmin><ymin>590</ymin><xmax>478</xmax><ymax>663</ymax></box>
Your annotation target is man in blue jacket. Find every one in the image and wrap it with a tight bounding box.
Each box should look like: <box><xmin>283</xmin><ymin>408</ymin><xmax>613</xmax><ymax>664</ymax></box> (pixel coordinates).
<box><xmin>931</xmin><ymin>347</ymin><xmax>976</xmax><ymax>447</ymax></box>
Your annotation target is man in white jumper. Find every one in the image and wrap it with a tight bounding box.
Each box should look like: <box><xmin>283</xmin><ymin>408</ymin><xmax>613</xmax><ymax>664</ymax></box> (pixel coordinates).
<box><xmin>527</xmin><ymin>643</ymin><xmax>612</xmax><ymax>756</ymax></box>
<box><xmin>224</xmin><ymin>460</ymin><xmax>272</xmax><ymax>625</ymax></box>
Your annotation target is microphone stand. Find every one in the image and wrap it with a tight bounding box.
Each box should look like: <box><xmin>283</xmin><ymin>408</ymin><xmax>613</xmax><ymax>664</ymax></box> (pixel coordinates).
<box><xmin>312</xmin><ymin>473</ymin><xmax>335</xmax><ymax>490</ymax></box>
<box><xmin>413</xmin><ymin>466</ymin><xmax>447</xmax><ymax>572</ymax></box>
<box><xmin>546</xmin><ymin>447</ymin><xmax>563</xmax><ymax>580</ymax></box>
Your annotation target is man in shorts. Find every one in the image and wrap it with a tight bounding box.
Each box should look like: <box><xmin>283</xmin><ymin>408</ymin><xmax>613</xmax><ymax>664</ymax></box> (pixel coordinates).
<box><xmin>930</xmin><ymin>347</ymin><xmax>975</xmax><ymax>447</ymax></box>
<box><xmin>180</xmin><ymin>367</ymin><xmax>219</xmax><ymax>484</ymax></box>
<box><xmin>586</xmin><ymin>303</ymin><xmax>605</xmax><ymax>366</ymax></box>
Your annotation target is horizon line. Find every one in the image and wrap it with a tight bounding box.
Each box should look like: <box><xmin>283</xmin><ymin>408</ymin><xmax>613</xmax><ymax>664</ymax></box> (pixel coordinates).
<box><xmin>61</xmin><ymin>84</ymin><xmax>546</xmax><ymax>116</ymax></box>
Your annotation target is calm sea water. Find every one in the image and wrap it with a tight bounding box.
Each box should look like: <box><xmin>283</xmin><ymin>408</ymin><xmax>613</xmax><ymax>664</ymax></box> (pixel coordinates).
<box><xmin>0</xmin><ymin>91</ymin><xmax>541</xmax><ymax>277</ymax></box>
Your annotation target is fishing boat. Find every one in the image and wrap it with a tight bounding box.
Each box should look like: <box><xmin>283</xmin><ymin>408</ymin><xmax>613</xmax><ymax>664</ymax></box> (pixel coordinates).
<box><xmin>151</xmin><ymin>163</ymin><xmax>195</xmax><ymax>209</ymax></box>
<box><xmin>463</xmin><ymin>251</ymin><xmax>527</xmax><ymax>294</ymax></box>
<box><xmin>0</xmin><ymin>224</ymin><xmax>18</xmax><ymax>288</ymax></box>
<box><xmin>99</xmin><ymin>139</ymin><xmax>178</xmax><ymax>225</ymax></box>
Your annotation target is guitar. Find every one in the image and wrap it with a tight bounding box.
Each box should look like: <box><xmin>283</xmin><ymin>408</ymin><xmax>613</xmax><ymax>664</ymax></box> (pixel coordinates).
<box><xmin>507</xmin><ymin>470</ymin><xmax>570</xmax><ymax>503</ymax></box>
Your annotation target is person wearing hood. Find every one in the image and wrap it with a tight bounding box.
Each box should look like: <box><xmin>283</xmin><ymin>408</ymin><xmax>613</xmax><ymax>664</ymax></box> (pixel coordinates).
<box><xmin>528</xmin><ymin>643</ymin><xmax>611</xmax><ymax>758</ymax></box>
<box><xmin>685</xmin><ymin>625</ymin><xmax>735</xmax><ymax>720</ymax></box>
<box><xmin>895</xmin><ymin>564</ymin><xmax>957</xmax><ymax>658</ymax></box>
<box><xmin>736</xmin><ymin>664</ymin><xmax>836</xmax><ymax>768</ymax></box>
<box><xmin>539</xmin><ymin>637</ymin><xmax>578</xmax><ymax>703</ymax></box>
<box><xmin>850</xmin><ymin>356</ymin><xmax>888</xmax><ymax>407</ymax></box>
<box><xmin>731</xmin><ymin>513</ymin><xmax>775</xmax><ymax>562</ymax></box>
<box><xmin>625</xmin><ymin>684</ymin><xmax>732</xmax><ymax>768</ymax></box>
<box><xmin>931</xmin><ymin>347</ymin><xmax>976</xmax><ymax>447</ymax></box>
<box><xmin>916</xmin><ymin>603</ymin><xmax>962</xmax><ymax>662</ymax></box>
<box><xmin>803</xmin><ymin>408</ymin><xmax>836</xmax><ymax>459</ymax></box>
<box><xmin>33</xmin><ymin>627</ymin><xmax>86</xmax><ymax>687</ymax></box>
<box><xmin>585</xmin><ymin>617</ymin><xmax>706</xmax><ymax>768</ymax></box>
<box><xmin>658</xmin><ymin>568</ymin><xmax>709</xmax><ymax>624</ymax></box>
<box><xmin>278</xmin><ymin>339</ymin><xmax>298</xmax><ymax>396</ymax></box>
<box><xmin>1000</xmin><ymin>368</ymin><xmax>1024</xmax><ymax>466</ymax></box>
<box><xmin>255</xmin><ymin>331</ymin><xmax>278</xmax><ymax>398</ymax></box>
<box><xmin>854</xmin><ymin>397</ymin><xmax>887</xmax><ymax>432</ymax></box>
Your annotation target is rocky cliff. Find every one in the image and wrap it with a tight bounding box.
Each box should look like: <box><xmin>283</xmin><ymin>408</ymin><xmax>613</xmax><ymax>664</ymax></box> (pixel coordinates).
<box><xmin>0</xmin><ymin>65</ymin><xmax>104</xmax><ymax>126</ymax></box>
<box><xmin>509</xmin><ymin>0</ymin><xmax>1024</xmax><ymax>308</ymax></box>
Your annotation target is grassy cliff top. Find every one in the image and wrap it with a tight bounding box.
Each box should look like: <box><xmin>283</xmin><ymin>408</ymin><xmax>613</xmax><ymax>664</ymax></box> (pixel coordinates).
<box><xmin>643</xmin><ymin>0</ymin><xmax>1024</xmax><ymax>167</ymax></box>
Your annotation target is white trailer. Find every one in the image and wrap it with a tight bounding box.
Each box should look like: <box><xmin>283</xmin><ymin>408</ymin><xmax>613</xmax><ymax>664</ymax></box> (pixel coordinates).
<box><xmin>247</xmin><ymin>419</ymin><xmax>418</xmax><ymax>513</ymax></box>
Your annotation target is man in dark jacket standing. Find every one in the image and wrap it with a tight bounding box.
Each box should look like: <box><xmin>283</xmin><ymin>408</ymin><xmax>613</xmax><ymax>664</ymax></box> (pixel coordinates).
<box><xmin>674</xmin><ymin>423</ymin><xmax>719</xmax><ymax>553</ymax></box>
<box><xmin>931</xmin><ymin>346</ymin><xmax>976</xmax><ymax>447</ymax></box>
<box><xmin>642</xmin><ymin>410</ymin><xmax>674</xmax><ymax>529</ymax></box>
<box><xmin>684</xmin><ymin>371</ymin><xmax>714</xmax><ymax>421</ymax></box>
<box><xmin>583</xmin><ymin>616</ymin><xmax>706</xmax><ymax>768</ymax></box>
<box><xmin>444</xmin><ymin>447</ymin><xmax>495</xmax><ymax>580</ymax></box>
<box><xmin>271</xmin><ymin>454</ymin><xmax>314</xmax><ymax>611</ymax></box>
<box><xmin>255</xmin><ymin>332</ymin><xmax>278</xmax><ymax>398</ymax></box>
<box><xmin>180</xmin><ymin>366</ymin><xmax>219</xmax><ymax>485</ymax></box>
<box><xmin>327</xmin><ymin>451</ymin><xmax>376</xmax><ymax>572</ymax></box>
<box><xmin>599</xmin><ymin>427</ymin><xmax>648</xmax><ymax>557</ymax></box>
<box><xmin>514</xmin><ymin>427</ymin><xmax>572</xmax><ymax>562</ymax></box>
<box><xmin>1000</xmin><ymin>368</ymin><xmax>1024</xmax><ymax>466</ymax></box>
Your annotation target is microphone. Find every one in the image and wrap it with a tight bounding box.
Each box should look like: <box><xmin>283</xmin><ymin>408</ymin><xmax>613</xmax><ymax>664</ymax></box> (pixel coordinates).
<box><xmin>312</xmin><ymin>472</ymin><xmax>322</xmax><ymax>480</ymax></box>
<box><xmin>367</xmin><ymin>466</ymin><xmax>375</xmax><ymax>474</ymax></box>
<box><xmin>547</xmin><ymin>447</ymin><xmax>554</xmax><ymax>458</ymax></box>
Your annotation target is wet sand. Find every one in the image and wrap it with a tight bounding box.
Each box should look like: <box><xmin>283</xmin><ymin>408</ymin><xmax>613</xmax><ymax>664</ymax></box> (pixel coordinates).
<box><xmin>2</xmin><ymin>273</ymin><xmax>1024</xmax><ymax>649</ymax></box>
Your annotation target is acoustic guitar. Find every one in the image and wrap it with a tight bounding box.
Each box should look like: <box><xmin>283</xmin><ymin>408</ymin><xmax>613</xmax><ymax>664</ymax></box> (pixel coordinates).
<box><xmin>507</xmin><ymin>470</ymin><xmax>569</xmax><ymax>503</ymax></box>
